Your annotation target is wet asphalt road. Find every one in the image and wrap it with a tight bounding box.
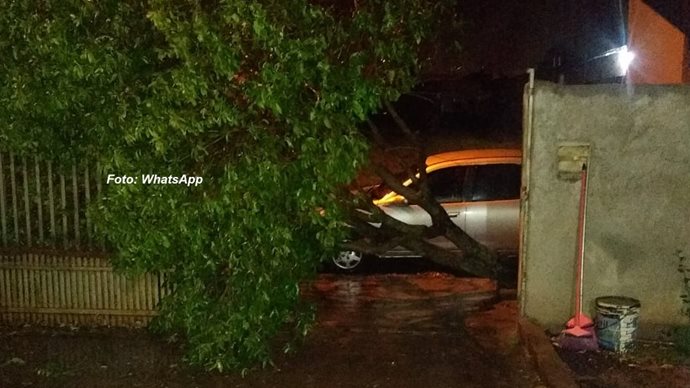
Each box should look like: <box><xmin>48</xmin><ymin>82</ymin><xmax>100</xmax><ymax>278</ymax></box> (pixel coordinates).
<box><xmin>297</xmin><ymin>272</ymin><xmax>541</xmax><ymax>388</ymax></box>
<box><xmin>0</xmin><ymin>265</ymin><xmax>541</xmax><ymax>388</ymax></box>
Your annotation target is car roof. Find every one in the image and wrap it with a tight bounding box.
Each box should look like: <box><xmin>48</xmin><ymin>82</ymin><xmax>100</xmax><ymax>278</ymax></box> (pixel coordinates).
<box><xmin>425</xmin><ymin>148</ymin><xmax>522</xmax><ymax>171</ymax></box>
<box><xmin>374</xmin><ymin>148</ymin><xmax>522</xmax><ymax>205</ymax></box>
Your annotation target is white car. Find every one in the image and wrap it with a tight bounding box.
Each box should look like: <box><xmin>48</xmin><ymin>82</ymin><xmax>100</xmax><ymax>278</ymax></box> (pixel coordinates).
<box><xmin>333</xmin><ymin>148</ymin><xmax>522</xmax><ymax>270</ymax></box>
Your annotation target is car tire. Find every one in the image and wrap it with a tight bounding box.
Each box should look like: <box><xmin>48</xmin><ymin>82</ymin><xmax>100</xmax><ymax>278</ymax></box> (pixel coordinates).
<box><xmin>331</xmin><ymin>250</ymin><xmax>364</xmax><ymax>272</ymax></box>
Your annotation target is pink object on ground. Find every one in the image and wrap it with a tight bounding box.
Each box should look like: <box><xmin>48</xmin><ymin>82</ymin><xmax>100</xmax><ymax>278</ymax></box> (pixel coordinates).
<box><xmin>558</xmin><ymin>165</ymin><xmax>599</xmax><ymax>350</ymax></box>
<box><xmin>566</xmin><ymin>313</ymin><xmax>593</xmax><ymax>331</ymax></box>
<box><xmin>557</xmin><ymin>326</ymin><xmax>600</xmax><ymax>351</ymax></box>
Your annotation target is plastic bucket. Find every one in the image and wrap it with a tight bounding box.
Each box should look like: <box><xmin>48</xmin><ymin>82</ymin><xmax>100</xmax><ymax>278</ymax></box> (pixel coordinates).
<box><xmin>595</xmin><ymin>296</ymin><xmax>641</xmax><ymax>352</ymax></box>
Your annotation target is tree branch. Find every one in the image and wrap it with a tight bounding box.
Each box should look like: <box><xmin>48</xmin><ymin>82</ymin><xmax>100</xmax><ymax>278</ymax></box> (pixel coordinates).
<box><xmin>366</xmin><ymin>119</ymin><xmax>389</xmax><ymax>148</ymax></box>
<box><xmin>371</xmin><ymin>163</ymin><xmax>422</xmax><ymax>203</ymax></box>
<box><xmin>384</xmin><ymin>100</ymin><xmax>417</xmax><ymax>141</ymax></box>
<box><xmin>343</xmin><ymin>99</ymin><xmax>499</xmax><ymax>278</ymax></box>
<box><xmin>383</xmin><ymin>101</ymin><xmax>428</xmax><ymax>187</ymax></box>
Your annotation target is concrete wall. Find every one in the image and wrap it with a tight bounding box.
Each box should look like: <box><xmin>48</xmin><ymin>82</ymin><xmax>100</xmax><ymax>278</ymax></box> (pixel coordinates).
<box><xmin>521</xmin><ymin>81</ymin><xmax>690</xmax><ymax>334</ymax></box>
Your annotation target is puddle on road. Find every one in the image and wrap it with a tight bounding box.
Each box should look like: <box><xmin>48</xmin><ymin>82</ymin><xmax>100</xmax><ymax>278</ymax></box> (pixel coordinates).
<box><xmin>302</xmin><ymin>273</ymin><xmax>498</xmax><ymax>333</ymax></box>
<box><xmin>308</xmin><ymin>273</ymin><xmax>495</xmax><ymax>301</ymax></box>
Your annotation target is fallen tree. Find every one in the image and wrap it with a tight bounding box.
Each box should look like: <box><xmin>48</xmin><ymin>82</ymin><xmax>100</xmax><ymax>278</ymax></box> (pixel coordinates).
<box><xmin>341</xmin><ymin>100</ymin><xmax>499</xmax><ymax>278</ymax></box>
<box><xmin>1</xmin><ymin>0</ymin><xmax>463</xmax><ymax>372</ymax></box>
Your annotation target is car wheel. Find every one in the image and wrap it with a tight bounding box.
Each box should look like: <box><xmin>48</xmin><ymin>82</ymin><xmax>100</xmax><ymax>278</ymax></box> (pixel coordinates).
<box><xmin>332</xmin><ymin>250</ymin><xmax>364</xmax><ymax>271</ymax></box>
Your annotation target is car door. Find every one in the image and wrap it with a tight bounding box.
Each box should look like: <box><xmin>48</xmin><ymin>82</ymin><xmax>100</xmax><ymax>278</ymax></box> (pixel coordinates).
<box><xmin>426</xmin><ymin>166</ymin><xmax>469</xmax><ymax>249</ymax></box>
<box><xmin>463</xmin><ymin>163</ymin><xmax>521</xmax><ymax>254</ymax></box>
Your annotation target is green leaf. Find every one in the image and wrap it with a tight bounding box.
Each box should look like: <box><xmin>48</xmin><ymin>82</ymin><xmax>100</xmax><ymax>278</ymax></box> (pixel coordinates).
<box><xmin>0</xmin><ymin>0</ymin><xmax>450</xmax><ymax>372</ymax></box>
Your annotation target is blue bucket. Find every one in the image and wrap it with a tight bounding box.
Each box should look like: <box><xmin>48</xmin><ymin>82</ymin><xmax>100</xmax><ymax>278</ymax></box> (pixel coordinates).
<box><xmin>595</xmin><ymin>296</ymin><xmax>641</xmax><ymax>352</ymax></box>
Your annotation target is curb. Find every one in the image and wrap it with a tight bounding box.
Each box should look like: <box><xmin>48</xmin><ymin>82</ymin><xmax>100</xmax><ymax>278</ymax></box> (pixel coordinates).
<box><xmin>518</xmin><ymin>318</ymin><xmax>579</xmax><ymax>388</ymax></box>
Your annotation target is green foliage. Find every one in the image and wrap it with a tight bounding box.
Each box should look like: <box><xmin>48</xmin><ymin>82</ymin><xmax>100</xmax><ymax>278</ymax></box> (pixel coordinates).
<box><xmin>677</xmin><ymin>250</ymin><xmax>690</xmax><ymax>354</ymax></box>
<box><xmin>674</xmin><ymin>326</ymin><xmax>690</xmax><ymax>356</ymax></box>
<box><xmin>679</xmin><ymin>250</ymin><xmax>690</xmax><ymax>316</ymax></box>
<box><xmin>0</xmin><ymin>0</ymin><xmax>451</xmax><ymax>371</ymax></box>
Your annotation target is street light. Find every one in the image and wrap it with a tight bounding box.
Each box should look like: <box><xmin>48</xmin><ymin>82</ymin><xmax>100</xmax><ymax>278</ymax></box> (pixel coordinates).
<box><xmin>615</xmin><ymin>45</ymin><xmax>635</xmax><ymax>75</ymax></box>
<box><xmin>591</xmin><ymin>45</ymin><xmax>635</xmax><ymax>77</ymax></box>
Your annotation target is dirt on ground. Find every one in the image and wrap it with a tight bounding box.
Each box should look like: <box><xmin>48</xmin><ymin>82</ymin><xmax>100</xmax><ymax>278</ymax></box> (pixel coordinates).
<box><xmin>0</xmin><ymin>273</ymin><xmax>542</xmax><ymax>388</ymax></box>
<box><xmin>555</xmin><ymin>337</ymin><xmax>690</xmax><ymax>387</ymax></box>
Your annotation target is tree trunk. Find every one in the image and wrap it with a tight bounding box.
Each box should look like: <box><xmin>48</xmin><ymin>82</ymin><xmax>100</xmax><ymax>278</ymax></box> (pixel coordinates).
<box><xmin>344</xmin><ymin>100</ymin><xmax>499</xmax><ymax>278</ymax></box>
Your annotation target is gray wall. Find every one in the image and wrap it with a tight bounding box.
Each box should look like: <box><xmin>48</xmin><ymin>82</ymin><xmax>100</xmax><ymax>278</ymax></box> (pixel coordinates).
<box><xmin>521</xmin><ymin>81</ymin><xmax>690</xmax><ymax>332</ymax></box>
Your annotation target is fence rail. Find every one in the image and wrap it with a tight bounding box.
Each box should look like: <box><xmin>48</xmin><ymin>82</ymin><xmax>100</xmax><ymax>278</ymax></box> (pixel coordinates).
<box><xmin>0</xmin><ymin>152</ymin><xmax>103</xmax><ymax>251</ymax></box>
<box><xmin>0</xmin><ymin>253</ymin><xmax>168</xmax><ymax>327</ymax></box>
<box><xmin>0</xmin><ymin>152</ymin><xmax>168</xmax><ymax>327</ymax></box>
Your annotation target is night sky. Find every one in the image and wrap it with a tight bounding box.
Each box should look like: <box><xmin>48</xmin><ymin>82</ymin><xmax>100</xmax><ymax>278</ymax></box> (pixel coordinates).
<box><xmin>427</xmin><ymin>0</ymin><xmax>630</xmax><ymax>79</ymax></box>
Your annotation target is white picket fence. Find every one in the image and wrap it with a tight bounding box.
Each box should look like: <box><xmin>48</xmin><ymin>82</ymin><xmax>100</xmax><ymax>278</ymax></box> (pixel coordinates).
<box><xmin>0</xmin><ymin>152</ymin><xmax>168</xmax><ymax>327</ymax></box>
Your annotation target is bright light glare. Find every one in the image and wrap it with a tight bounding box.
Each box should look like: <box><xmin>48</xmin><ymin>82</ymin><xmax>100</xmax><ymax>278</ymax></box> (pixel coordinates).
<box><xmin>617</xmin><ymin>45</ymin><xmax>635</xmax><ymax>74</ymax></box>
